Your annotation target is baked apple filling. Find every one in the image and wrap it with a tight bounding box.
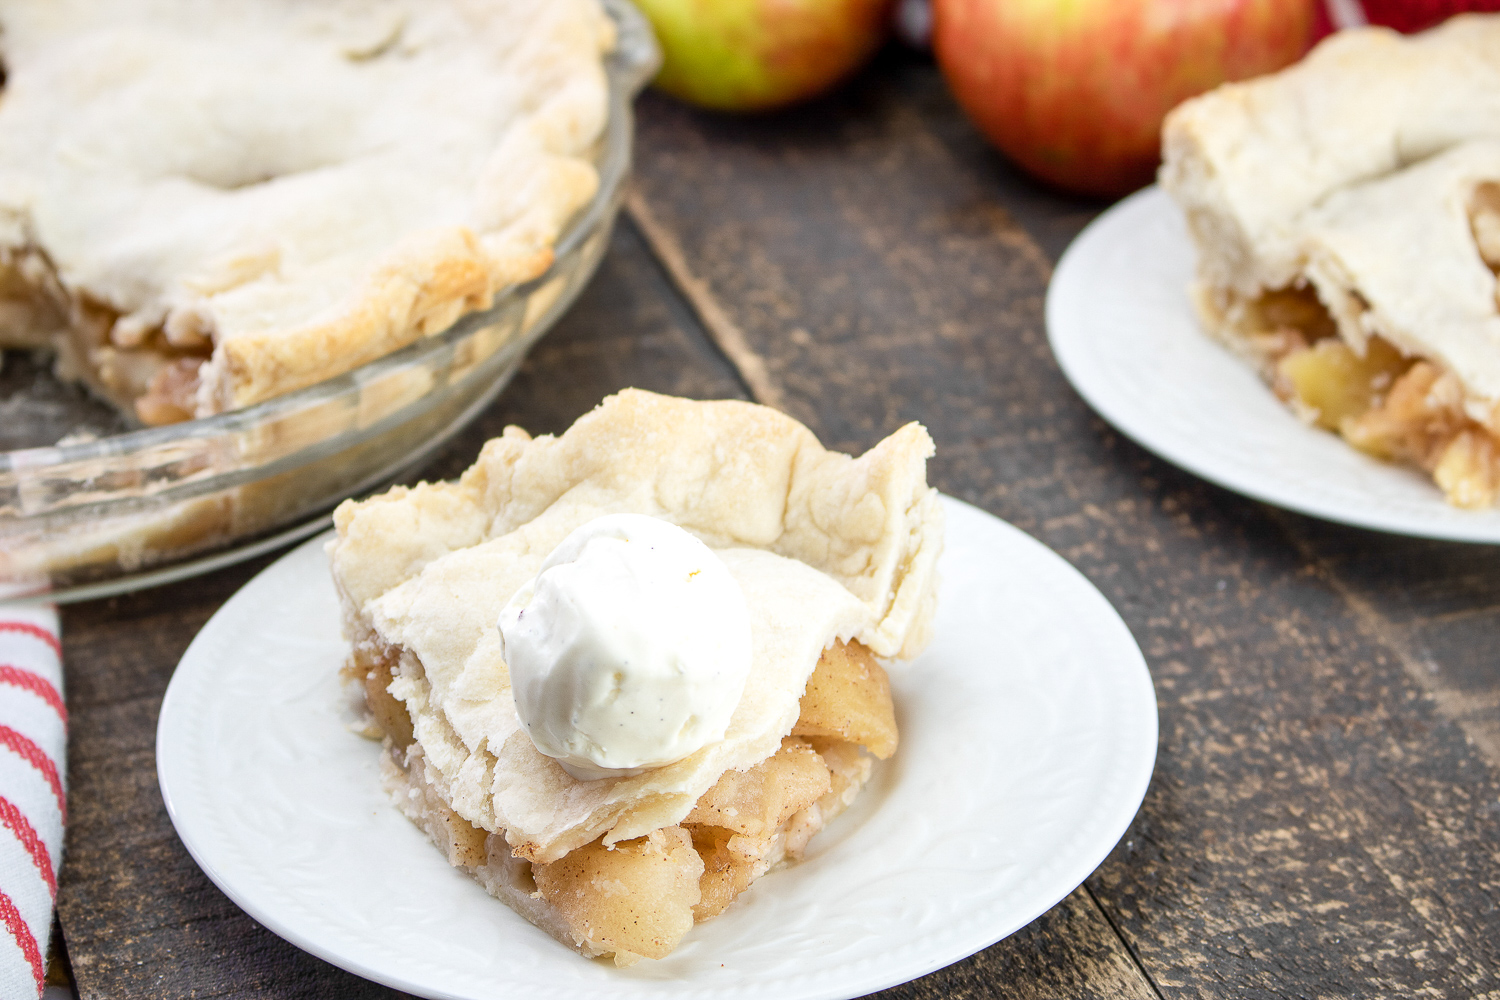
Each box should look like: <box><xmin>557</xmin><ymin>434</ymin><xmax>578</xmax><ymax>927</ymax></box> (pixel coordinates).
<box><xmin>1222</xmin><ymin>284</ymin><xmax>1500</xmax><ymax>508</ymax></box>
<box><xmin>347</xmin><ymin>636</ymin><xmax>896</xmax><ymax>965</ymax></box>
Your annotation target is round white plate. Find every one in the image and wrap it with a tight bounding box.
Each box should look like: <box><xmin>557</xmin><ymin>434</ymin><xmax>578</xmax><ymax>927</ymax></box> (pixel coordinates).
<box><xmin>157</xmin><ymin>495</ymin><xmax>1157</xmax><ymax>1000</ymax></box>
<box><xmin>1049</xmin><ymin>186</ymin><xmax>1500</xmax><ymax>543</ymax></box>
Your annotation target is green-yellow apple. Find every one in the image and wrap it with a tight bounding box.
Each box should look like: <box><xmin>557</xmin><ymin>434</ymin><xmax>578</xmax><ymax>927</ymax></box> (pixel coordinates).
<box><xmin>932</xmin><ymin>0</ymin><xmax>1315</xmax><ymax>197</ymax></box>
<box><xmin>637</xmin><ymin>0</ymin><xmax>896</xmax><ymax>111</ymax></box>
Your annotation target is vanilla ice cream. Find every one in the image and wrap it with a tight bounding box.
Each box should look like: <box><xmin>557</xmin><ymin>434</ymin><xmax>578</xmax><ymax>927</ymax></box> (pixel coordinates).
<box><xmin>498</xmin><ymin>513</ymin><xmax>753</xmax><ymax>781</ymax></box>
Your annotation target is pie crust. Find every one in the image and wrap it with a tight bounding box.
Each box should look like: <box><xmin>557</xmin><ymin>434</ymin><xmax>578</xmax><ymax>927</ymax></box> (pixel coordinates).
<box><xmin>0</xmin><ymin>0</ymin><xmax>612</xmax><ymax>424</ymax></box>
<box><xmin>1161</xmin><ymin>16</ymin><xmax>1500</xmax><ymax>506</ymax></box>
<box><xmin>327</xmin><ymin>390</ymin><xmax>944</xmax><ymax>963</ymax></box>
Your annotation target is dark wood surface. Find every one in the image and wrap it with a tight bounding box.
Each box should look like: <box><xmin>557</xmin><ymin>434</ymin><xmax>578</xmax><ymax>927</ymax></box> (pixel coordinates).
<box><xmin>54</xmin><ymin>49</ymin><xmax>1500</xmax><ymax>1000</ymax></box>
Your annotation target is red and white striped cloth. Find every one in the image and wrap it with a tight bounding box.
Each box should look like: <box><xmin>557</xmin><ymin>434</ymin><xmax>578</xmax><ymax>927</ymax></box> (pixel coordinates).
<box><xmin>0</xmin><ymin>606</ymin><xmax>64</xmax><ymax>1000</ymax></box>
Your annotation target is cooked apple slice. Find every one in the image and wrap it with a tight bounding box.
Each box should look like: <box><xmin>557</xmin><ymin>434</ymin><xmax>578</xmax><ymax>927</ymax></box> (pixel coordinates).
<box><xmin>534</xmin><ymin>826</ymin><xmax>704</xmax><ymax>963</ymax></box>
<box><xmin>793</xmin><ymin>640</ymin><xmax>898</xmax><ymax>759</ymax></box>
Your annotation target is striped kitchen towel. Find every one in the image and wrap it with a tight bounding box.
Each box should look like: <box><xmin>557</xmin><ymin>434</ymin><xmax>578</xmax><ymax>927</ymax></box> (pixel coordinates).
<box><xmin>0</xmin><ymin>606</ymin><xmax>64</xmax><ymax>1000</ymax></box>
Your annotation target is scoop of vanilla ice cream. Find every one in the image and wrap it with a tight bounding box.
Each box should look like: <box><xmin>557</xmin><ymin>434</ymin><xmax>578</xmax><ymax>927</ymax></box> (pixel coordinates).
<box><xmin>498</xmin><ymin>513</ymin><xmax>753</xmax><ymax>781</ymax></box>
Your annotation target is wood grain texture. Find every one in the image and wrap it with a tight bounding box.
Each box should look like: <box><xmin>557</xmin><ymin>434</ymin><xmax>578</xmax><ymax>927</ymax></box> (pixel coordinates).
<box><xmin>627</xmin><ymin>51</ymin><xmax>1500</xmax><ymax>1000</ymax></box>
<box><xmin>873</xmin><ymin>887</ymin><xmax>1160</xmax><ymax>1000</ymax></box>
<box><xmin>1272</xmin><ymin>511</ymin><xmax>1500</xmax><ymax>768</ymax></box>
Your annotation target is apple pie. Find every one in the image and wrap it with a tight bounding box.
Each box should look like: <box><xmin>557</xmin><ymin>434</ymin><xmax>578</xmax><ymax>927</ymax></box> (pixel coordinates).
<box><xmin>327</xmin><ymin>390</ymin><xmax>943</xmax><ymax>964</ymax></box>
<box><xmin>1161</xmin><ymin>15</ymin><xmax>1500</xmax><ymax>506</ymax></box>
<box><xmin>0</xmin><ymin>0</ymin><xmax>611</xmax><ymax>424</ymax></box>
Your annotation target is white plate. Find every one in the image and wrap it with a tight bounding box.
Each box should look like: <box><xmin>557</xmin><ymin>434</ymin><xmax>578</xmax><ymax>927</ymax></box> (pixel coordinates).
<box><xmin>1049</xmin><ymin>186</ymin><xmax>1500</xmax><ymax>543</ymax></box>
<box><xmin>157</xmin><ymin>495</ymin><xmax>1157</xmax><ymax>1000</ymax></box>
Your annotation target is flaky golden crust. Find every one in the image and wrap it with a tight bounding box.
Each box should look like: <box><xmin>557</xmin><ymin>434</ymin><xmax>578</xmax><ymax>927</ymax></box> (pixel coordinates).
<box><xmin>207</xmin><ymin>229</ymin><xmax>552</xmax><ymax>412</ymax></box>
<box><xmin>329</xmin><ymin>391</ymin><xmax>941</xmax><ymax>865</ymax></box>
<box><xmin>0</xmin><ymin>0</ymin><xmax>612</xmax><ymax>419</ymax></box>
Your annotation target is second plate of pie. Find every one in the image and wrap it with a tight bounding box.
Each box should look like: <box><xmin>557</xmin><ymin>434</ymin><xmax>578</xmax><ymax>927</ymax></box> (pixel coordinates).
<box><xmin>1049</xmin><ymin>186</ymin><xmax>1500</xmax><ymax>544</ymax></box>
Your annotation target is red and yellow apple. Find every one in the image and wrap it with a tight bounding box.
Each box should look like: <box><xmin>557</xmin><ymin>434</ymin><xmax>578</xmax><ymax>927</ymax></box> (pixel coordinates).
<box><xmin>932</xmin><ymin>0</ymin><xmax>1316</xmax><ymax>197</ymax></box>
<box><xmin>636</xmin><ymin>0</ymin><xmax>896</xmax><ymax>112</ymax></box>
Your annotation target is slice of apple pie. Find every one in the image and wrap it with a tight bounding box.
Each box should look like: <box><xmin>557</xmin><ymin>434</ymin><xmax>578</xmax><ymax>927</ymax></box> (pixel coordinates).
<box><xmin>327</xmin><ymin>390</ymin><xmax>943</xmax><ymax>964</ymax></box>
<box><xmin>1161</xmin><ymin>15</ymin><xmax>1500</xmax><ymax>506</ymax></box>
<box><xmin>0</xmin><ymin>0</ymin><xmax>611</xmax><ymax>424</ymax></box>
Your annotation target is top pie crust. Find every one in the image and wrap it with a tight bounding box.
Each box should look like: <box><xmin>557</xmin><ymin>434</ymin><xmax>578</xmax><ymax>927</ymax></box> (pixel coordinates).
<box><xmin>1294</xmin><ymin>141</ymin><xmax>1500</xmax><ymax>407</ymax></box>
<box><xmin>1162</xmin><ymin>16</ymin><xmax>1500</xmax><ymax>413</ymax></box>
<box><xmin>0</xmin><ymin>0</ymin><xmax>612</xmax><ymax>419</ymax></box>
<box><xmin>328</xmin><ymin>390</ymin><xmax>944</xmax><ymax>864</ymax></box>
<box><xmin>1161</xmin><ymin>15</ymin><xmax>1500</xmax><ymax>302</ymax></box>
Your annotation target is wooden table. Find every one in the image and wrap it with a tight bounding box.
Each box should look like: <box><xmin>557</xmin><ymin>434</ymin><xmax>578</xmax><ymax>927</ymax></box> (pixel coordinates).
<box><xmin>54</xmin><ymin>49</ymin><xmax>1500</xmax><ymax>999</ymax></box>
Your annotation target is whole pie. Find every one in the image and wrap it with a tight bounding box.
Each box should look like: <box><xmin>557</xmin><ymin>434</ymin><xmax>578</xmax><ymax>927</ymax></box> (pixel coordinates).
<box><xmin>0</xmin><ymin>0</ymin><xmax>611</xmax><ymax>424</ymax></box>
<box><xmin>1161</xmin><ymin>15</ymin><xmax>1500</xmax><ymax>506</ymax></box>
<box><xmin>327</xmin><ymin>390</ymin><xmax>944</xmax><ymax>963</ymax></box>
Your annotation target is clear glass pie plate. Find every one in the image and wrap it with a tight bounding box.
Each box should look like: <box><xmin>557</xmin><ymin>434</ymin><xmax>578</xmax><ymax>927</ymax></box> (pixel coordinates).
<box><xmin>0</xmin><ymin>0</ymin><xmax>659</xmax><ymax>603</ymax></box>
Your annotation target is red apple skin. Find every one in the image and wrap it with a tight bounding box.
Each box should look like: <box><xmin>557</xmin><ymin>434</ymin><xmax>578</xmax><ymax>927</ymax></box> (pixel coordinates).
<box><xmin>932</xmin><ymin>0</ymin><xmax>1315</xmax><ymax>197</ymax></box>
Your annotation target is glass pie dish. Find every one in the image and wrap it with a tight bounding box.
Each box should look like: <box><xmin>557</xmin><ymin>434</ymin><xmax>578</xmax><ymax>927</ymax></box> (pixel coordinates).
<box><xmin>0</xmin><ymin>0</ymin><xmax>659</xmax><ymax>602</ymax></box>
